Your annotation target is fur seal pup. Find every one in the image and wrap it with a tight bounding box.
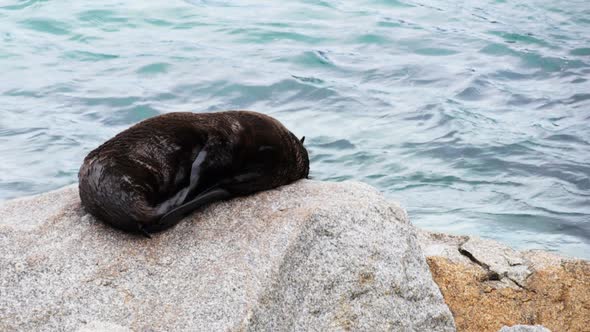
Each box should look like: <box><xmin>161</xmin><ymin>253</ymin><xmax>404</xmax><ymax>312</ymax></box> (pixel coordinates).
<box><xmin>78</xmin><ymin>110</ymin><xmax>309</xmax><ymax>236</ymax></box>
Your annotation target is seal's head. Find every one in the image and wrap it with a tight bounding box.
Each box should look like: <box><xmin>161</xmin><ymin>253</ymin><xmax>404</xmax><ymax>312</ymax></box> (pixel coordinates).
<box><xmin>290</xmin><ymin>132</ymin><xmax>310</xmax><ymax>180</ymax></box>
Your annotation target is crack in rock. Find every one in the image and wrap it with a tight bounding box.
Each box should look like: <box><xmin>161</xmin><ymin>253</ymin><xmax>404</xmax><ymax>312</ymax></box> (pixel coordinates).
<box><xmin>457</xmin><ymin>238</ymin><xmax>533</xmax><ymax>290</ymax></box>
<box><xmin>458</xmin><ymin>247</ymin><xmax>502</xmax><ymax>282</ymax></box>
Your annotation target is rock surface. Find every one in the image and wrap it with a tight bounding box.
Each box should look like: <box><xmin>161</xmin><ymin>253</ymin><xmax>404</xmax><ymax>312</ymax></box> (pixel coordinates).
<box><xmin>0</xmin><ymin>180</ymin><xmax>455</xmax><ymax>331</ymax></box>
<box><xmin>498</xmin><ymin>325</ymin><xmax>551</xmax><ymax>332</ymax></box>
<box><xmin>418</xmin><ymin>230</ymin><xmax>590</xmax><ymax>332</ymax></box>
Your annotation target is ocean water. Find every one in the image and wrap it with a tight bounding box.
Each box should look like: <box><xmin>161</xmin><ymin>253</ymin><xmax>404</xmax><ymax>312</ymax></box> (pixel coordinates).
<box><xmin>1</xmin><ymin>0</ymin><xmax>589</xmax><ymax>258</ymax></box>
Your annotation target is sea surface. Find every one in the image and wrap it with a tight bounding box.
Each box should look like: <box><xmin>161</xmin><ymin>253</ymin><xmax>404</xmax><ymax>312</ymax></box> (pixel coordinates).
<box><xmin>1</xmin><ymin>0</ymin><xmax>589</xmax><ymax>258</ymax></box>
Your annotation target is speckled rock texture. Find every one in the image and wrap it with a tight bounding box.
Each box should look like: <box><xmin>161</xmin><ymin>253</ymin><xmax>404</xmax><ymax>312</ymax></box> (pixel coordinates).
<box><xmin>498</xmin><ymin>325</ymin><xmax>551</xmax><ymax>332</ymax></box>
<box><xmin>418</xmin><ymin>230</ymin><xmax>590</xmax><ymax>332</ymax></box>
<box><xmin>0</xmin><ymin>180</ymin><xmax>455</xmax><ymax>332</ymax></box>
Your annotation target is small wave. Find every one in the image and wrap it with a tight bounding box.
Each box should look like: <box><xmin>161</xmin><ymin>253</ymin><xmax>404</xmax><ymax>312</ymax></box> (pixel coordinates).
<box><xmin>2</xmin><ymin>0</ymin><xmax>590</xmax><ymax>258</ymax></box>
<box><xmin>136</xmin><ymin>62</ymin><xmax>171</xmax><ymax>75</ymax></box>
<box><xmin>19</xmin><ymin>18</ymin><xmax>70</xmax><ymax>35</ymax></box>
<box><xmin>316</xmin><ymin>139</ymin><xmax>356</xmax><ymax>150</ymax></box>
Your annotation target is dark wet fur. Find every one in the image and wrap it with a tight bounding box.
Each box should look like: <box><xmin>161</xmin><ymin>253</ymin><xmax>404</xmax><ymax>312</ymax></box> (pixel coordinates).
<box><xmin>78</xmin><ymin>111</ymin><xmax>309</xmax><ymax>235</ymax></box>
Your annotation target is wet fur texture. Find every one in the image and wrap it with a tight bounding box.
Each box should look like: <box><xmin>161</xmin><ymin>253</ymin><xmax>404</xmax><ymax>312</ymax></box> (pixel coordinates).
<box><xmin>78</xmin><ymin>110</ymin><xmax>309</xmax><ymax>234</ymax></box>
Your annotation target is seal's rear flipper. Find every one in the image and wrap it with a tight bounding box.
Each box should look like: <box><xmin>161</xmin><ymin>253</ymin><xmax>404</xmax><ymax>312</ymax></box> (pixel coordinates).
<box><xmin>143</xmin><ymin>188</ymin><xmax>231</xmax><ymax>233</ymax></box>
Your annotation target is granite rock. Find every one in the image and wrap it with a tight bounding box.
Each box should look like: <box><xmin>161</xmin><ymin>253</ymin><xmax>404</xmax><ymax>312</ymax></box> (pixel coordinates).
<box><xmin>419</xmin><ymin>231</ymin><xmax>590</xmax><ymax>332</ymax></box>
<box><xmin>460</xmin><ymin>237</ymin><xmax>532</xmax><ymax>287</ymax></box>
<box><xmin>498</xmin><ymin>325</ymin><xmax>551</xmax><ymax>332</ymax></box>
<box><xmin>0</xmin><ymin>180</ymin><xmax>455</xmax><ymax>331</ymax></box>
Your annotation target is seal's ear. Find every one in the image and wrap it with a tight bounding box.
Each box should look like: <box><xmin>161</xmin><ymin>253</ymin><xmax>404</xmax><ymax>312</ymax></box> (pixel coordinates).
<box><xmin>300</xmin><ymin>136</ymin><xmax>305</xmax><ymax>144</ymax></box>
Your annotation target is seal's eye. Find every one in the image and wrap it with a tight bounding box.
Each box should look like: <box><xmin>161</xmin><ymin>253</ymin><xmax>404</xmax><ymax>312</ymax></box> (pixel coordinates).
<box><xmin>300</xmin><ymin>136</ymin><xmax>305</xmax><ymax>144</ymax></box>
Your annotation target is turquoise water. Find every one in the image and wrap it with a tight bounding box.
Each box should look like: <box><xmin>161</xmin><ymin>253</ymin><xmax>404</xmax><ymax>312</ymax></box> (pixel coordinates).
<box><xmin>1</xmin><ymin>0</ymin><xmax>589</xmax><ymax>258</ymax></box>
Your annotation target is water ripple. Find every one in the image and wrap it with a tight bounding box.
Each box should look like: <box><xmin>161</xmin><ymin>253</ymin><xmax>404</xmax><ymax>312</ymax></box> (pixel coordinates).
<box><xmin>1</xmin><ymin>0</ymin><xmax>589</xmax><ymax>258</ymax></box>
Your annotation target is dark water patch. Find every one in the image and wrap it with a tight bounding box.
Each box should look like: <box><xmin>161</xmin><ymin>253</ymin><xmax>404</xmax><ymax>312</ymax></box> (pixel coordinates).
<box><xmin>79</xmin><ymin>96</ymin><xmax>141</xmax><ymax>108</ymax></box>
<box><xmin>0</xmin><ymin>127</ymin><xmax>47</xmax><ymax>137</ymax></box>
<box><xmin>77</xmin><ymin>10</ymin><xmax>127</xmax><ymax>25</ymax></box>
<box><xmin>257</xmin><ymin>22</ymin><xmax>291</xmax><ymax>28</ymax></box>
<box><xmin>285</xmin><ymin>50</ymin><xmax>336</xmax><ymax>68</ymax></box>
<box><xmin>415</xmin><ymin>2</ymin><xmax>444</xmax><ymax>12</ymax></box>
<box><xmin>455</xmin><ymin>85</ymin><xmax>487</xmax><ymax>101</ymax></box>
<box><xmin>488</xmin><ymin>69</ymin><xmax>539</xmax><ymax>82</ymax></box>
<box><xmin>355</xmin><ymin>34</ymin><xmax>391</xmax><ymax>44</ymax></box>
<box><xmin>42</xmin><ymin>83</ymin><xmax>77</xmax><ymax>94</ymax></box>
<box><xmin>212</xmin><ymin>79</ymin><xmax>338</xmax><ymax>106</ymax></box>
<box><xmin>377</xmin><ymin>20</ymin><xmax>403</xmax><ymax>28</ymax></box>
<box><xmin>171</xmin><ymin>81</ymin><xmax>227</xmax><ymax>98</ymax></box>
<box><xmin>536</xmin><ymin>93</ymin><xmax>590</xmax><ymax>110</ymax></box>
<box><xmin>0</xmin><ymin>0</ymin><xmax>48</xmax><ymax>10</ymax></box>
<box><xmin>361</xmin><ymin>65</ymin><xmax>423</xmax><ymax>84</ymax></box>
<box><xmin>61</xmin><ymin>50</ymin><xmax>119</xmax><ymax>62</ymax></box>
<box><xmin>172</xmin><ymin>21</ymin><xmax>214</xmax><ymax>29</ymax></box>
<box><xmin>3</xmin><ymin>32</ymin><xmax>14</xmax><ymax>42</ymax></box>
<box><xmin>101</xmin><ymin>105</ymin><xmax>161</xmax><ymax>126</ymax></box>
<box><xmin>153</xmin><ymin>92</ymin><xmax>178</xmax><ymax>101</ymax></box>
<box><xmin>462</xmin><ymin>158</ymin><xmax>590</xmax><ymax>191</ymax></box>
<box><xmin>373</xmin><ymin>0</ymin><xmax>415</xmax><ymax>8</ymax></box>
<box><xmin>3</xmin><ymin>89</ymin><xmax>43</xmax><ymax>98</ymax></box>
<box><xmin>144</xmin><ymin>18</ymin><xmax>174</xmax><ymax>27</ymax></box>
<box><xmin>406</xmin><ymin>141</ymin><xmax>539</xmax><ymax>164</ymax></box>
<box><xmin>291</xmin><ymin>75</ymin><xmax>324</xmax><ymax>85</ymax></box>
<box><xmin>136</xmin><ymin>62</ymin><xmax>171</xmax><ymax>75</ymax></box>
<box><xmin>564</xmin><ymin>93</ymin><xmax>590</xmax><ymax>105</ymax></box>
<box><xmin>0</xmin><ymin>52</ymin><xmax>17</xmax><ymax>59</ymax></box>
<box><xmin>343</xmin><ymin>152</ymin><xmax>386</xmax><ymax>166</ymax></box>
<box><xmin>407</xmin><ymin>173</ymin><xmax>523</xmax><ymax>187</ymax></box>
<box><xmin>475</xmin><ymin>212</ymin><xmax>590</xmax><ymax>240</ymax></box>
<box><xmin>324</xmin><ymin>175</ymin><xmax>354</xmax><ymax>181</ymax></box>
<box><xmin>68</xmin><ymin>34</ymin><xmax>103</xmax><ymax>44</ymax></box>
<box><xmin>19</xmin><ymin>18</ymin><xmax>70</xmax><ymax>35</ymax></box>
<box><xmin>520</xmin><ymin>52</ymin><xmax>587</xmax><ymax>72</ymax></box>
<box><xmin>367</xmin><ymin>173</ymin><xmax>387</xmax><ymax>180</ymax></box>
<box><xmin>488</xmin><ymin>31</ymin><xmax>551</xmax><ymax>47</ymax></box>
<box><xmin>0</xmin><ymin>181</ymin><xmax>37</xmax><ymax>194</ymax></box>
<box><xmin>479</xmin><ymin>42</ymin><xmax>516</xmax><ymax>56</ymax></box>
<box><xmin>239</xmin><ymin>29</ymin><xmax>327</xmax><ymax>44</ymax></box>
<box><xmin>316</xmin><ymin>139</ymin><xmax>356</xmax><ymax>150</ymax></box>
<box><xmin>309</xmin><ymin>153</ymin><xmax>331</xmax><ymax>163</ymax></box>
<box><xmin>402</xmin><ymin>113</ymin><xmax>434</xmax><ymax>121</ymax></box>
<box><xmin>184</xmin><ymin>0</ymin><xmax>245</xmax><ymax>7</ymax></box>
<box><xmin>544</xmin><ymin>134</ymin><xmax>588</xmax><ymax>145</ymax></box>
<box><xmin>301</xmin><ymin>0</ymin><xmax>338</xmax><ymax>9</ymax></box>
<box><xmin>570</xmin><ymin>48</ymin><xmax>590</xmax><ymax>56</ymax></box>
<box><xmin>414</xmin><ymin>47</ymin><xmax>459</xmax><ymax>56</ymax></box>
<box><xmin>481</xmin><ymin>44</ymin><xmax>588</xmax><ymax>73</ymax></box>
<box><xmin>506</xmin><ymin>93</ymin><xmax>551</xmax><ymax>107</ymax></box>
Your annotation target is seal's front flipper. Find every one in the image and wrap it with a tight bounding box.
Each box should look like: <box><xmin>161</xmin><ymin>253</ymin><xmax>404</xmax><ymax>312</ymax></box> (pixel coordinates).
<box><xmin>220</xmin><ymin>171</ymin><xmax>267</xmax><ymax>195</ymax></box>
<box><xmin>144</xmin><ymin>188</ymin><xmax>231</xmax><ymax>233</ymax></box>
<box><xmin>163</xmin><ymin>149</ymin><xmax>208</xmax><ymax>210</ymax></box>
